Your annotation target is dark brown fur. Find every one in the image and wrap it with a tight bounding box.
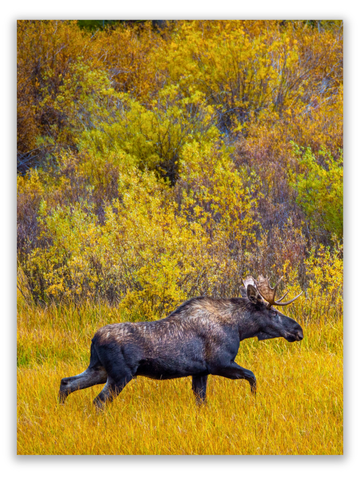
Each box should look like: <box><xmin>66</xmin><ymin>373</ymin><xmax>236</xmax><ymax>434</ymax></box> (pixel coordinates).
<box><xmin>59</xmin><ymin>289</ymin><xmax>303</xmax><ymax>409</ymax></box>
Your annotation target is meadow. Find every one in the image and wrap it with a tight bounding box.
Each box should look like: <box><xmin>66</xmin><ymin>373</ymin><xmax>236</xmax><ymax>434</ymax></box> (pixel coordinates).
<box><xmin>17</xmin><ymin>295</ymin><xmax>342</xmax><ymax>455</ymax></box>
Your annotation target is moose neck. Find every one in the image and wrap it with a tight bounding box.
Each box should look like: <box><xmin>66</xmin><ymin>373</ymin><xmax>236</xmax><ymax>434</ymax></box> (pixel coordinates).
<box><xmin>237</xmin><ymin>307</ymin><xmax>263</xmax><ymax>341</ymax></box>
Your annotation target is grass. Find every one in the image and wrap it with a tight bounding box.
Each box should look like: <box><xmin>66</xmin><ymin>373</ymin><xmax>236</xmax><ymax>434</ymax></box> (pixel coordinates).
<box><xmin>17</xmin><ymin>297</ymin><xmax>343</xmax><ymax>455</ymax></box>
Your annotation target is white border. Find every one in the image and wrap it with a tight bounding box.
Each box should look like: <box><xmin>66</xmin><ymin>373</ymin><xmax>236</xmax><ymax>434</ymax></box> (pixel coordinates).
<box><xmin>5</xmin><ymin>1</ymin><xmax>358</xmax><ymax>479</ymax></box>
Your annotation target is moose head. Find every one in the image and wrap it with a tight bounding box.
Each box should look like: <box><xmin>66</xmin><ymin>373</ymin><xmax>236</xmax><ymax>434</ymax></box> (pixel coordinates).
<box><xmin>242</xmin><ymin>275</ymin><xmax>304</xmax><ymax>342</ymax></box>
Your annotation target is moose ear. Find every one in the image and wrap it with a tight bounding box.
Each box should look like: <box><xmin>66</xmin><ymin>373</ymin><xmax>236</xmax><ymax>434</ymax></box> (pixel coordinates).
<box><xmin>247</xmin><ymin>284</ymin><xmax>259</xmax><ymax>304</ymax></box>
<box><xmin>240</xmin><ymin>287</ymin><xmax>247</xmax><ymax>298</ymax></box>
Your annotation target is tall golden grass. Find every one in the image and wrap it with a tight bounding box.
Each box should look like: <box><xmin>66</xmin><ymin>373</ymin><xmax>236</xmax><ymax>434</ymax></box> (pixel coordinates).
<box><xmin>17</xmin><ymin>296</ymin><xmax>342</xmax><ymax>455</ymax></box>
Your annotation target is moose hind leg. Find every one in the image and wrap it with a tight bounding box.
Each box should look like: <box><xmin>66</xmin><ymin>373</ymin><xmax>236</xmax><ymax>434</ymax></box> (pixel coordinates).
<box><xmin>192</xmin><ymin>374</ymin><xmax>208</xmax><ymax>405</ymax></box>
<box><xmin>213</xmin><ymin>362</ymin><xmax>257</xmax><ymax>394</ymax></box>
<box><xmin>59</xmin><ymin>366</ymin><xmax>107</xmax><ymax>404</ymax></box>
<box><xmin>93</xmin><ymin>375</ymin><xmax>132</xmax><ymax>410</ymax></box>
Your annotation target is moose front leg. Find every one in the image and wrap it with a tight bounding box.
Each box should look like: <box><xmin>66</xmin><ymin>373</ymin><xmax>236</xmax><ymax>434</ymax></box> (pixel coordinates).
<box><xmin>212</xmin><ymin>362</ymin><xmax>257</xmax><ymax>394</ymax></box>
<box><xmin>93</xmin><ymin>375</ymin><xmax>132</xmax><ymax>410</ymax></box>
<box><xmin>192</xmin><ymin>374</ymin><xmax>208</xmax><ymax>405</ymax></box>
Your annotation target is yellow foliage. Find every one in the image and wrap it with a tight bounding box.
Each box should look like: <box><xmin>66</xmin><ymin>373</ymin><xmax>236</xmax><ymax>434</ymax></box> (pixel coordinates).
<box><xmin>17</xmin><ymin>20</ymin><xmax>343</xmax><ymax>316</ymax></box>
<box><xmin>23</xmin><ymin>145</ymin><xmax>260</xmax><ymax>316</ymax></box>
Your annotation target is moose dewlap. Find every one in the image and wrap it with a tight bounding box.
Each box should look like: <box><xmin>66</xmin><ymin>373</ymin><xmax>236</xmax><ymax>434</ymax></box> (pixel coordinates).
<box><xmin>59</xmin><ymin>275</ymin><xmax>303</xmax><ymax>409</ymax></box>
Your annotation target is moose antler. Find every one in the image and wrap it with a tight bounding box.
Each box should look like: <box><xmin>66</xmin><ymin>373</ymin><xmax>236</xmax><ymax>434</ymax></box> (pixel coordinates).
<box><xmin>243</xmin><ymin>275</ymin><xmax>257</xmax><ymax>290</ymax></box>
<box><xmin>255</xmin><ymin>275</ymin><xmax>303</xmax><ymax>306</ymax></box>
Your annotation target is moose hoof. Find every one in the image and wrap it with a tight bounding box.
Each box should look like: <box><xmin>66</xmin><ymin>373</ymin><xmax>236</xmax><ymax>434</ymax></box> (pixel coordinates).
<box><xmin>93</xmin><ymin>398</ymin><xmax>105</xmax><ymax>411</ymax></box>
<box><xmin>58</xmin><ymin>390</ymin><xmax>68</xmax><ymax>405</ymax></box>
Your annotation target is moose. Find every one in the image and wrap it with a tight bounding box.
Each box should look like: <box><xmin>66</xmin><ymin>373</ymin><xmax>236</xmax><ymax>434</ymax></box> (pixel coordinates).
<box><xmin>59</xmin><ymin>275</ymin><xmax>303</xmax><ymax>409</ymax></box>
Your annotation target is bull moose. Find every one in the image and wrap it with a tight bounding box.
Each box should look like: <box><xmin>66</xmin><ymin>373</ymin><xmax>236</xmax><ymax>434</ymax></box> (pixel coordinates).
<box><xmin>59</xmin><ymin>275</ymin><xmax>303</xmax><ymax>409</ymax></box>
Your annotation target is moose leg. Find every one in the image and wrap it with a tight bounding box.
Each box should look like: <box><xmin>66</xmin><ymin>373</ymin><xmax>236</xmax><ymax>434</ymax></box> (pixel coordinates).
<box><xmin>212</xmin><ymin>362</ymin><xmax>257</xmax><ymax>393</ymax></box>
<box><xmin>59</xmin><ymin>366</ymin><xmax>107</xmax><ymax>404</ymax></box>
<box><xmin>192</xmin><ymin>374</ymin><xmax>208</xmax><ymax>405</ymax></box>
<box><xmin>93</xmin><ymin>375</ymin><xmax>132</xmax><ymax>410</ymax></box>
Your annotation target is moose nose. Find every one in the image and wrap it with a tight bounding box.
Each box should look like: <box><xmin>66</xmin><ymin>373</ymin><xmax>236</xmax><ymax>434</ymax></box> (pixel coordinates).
<box><xmin>297</xmin><ymin>330</ymin><xmax>303</xmax><ymax>341</ymax></box>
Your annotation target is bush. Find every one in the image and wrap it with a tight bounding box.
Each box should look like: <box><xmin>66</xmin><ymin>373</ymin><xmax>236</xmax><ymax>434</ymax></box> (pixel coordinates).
<box><xmin>17</xmin><ymin>20</ymin><xmax>343</xmax><ymax>317</ymax></box>
<box><xmin>20</xmin><ymin>139</ymin><xmax>261</xmax><ymax>315</ymax></box>
<box><xmin>290</xmin><ymin>144</ymin><xmax>343</xmax><ymax>240</ymax></box>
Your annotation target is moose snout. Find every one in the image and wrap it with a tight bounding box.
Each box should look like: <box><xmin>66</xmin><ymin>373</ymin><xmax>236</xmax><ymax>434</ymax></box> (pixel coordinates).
<box><xmin>295</xmin><ymin>327</ymin><xmax>303</xmax><ymax>341</ymax></box>
<box><xmin>285</xmin><ymin>325</ymin><xmax>304</xmax><ymax>342</ymax></box>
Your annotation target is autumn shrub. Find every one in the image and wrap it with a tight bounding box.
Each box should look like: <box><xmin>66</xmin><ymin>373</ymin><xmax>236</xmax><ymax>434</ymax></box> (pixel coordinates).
<box><xmin>226</xmin><ymin>20</ymin><xmax>341</xmax><ymax>244</ymax></box>
<box><xmin>154</xmin><ymin>21</ymin><xmax>342</xmax><ymax>134</ymax></box>
<box><xmin>302</xmin><ymin>241</ymin><xmax>343</xmax><ymax>321</ymax></box>
<box><xmin>17</xmin><ymin>21</ymin><xmax>165</xmax><ymax>172</ymax></box>
<box><xmin>37</xmin><ymin>56</ymin><xmax>219</xmax><ymax>184</ymax></box>
<box><xmin>177</xmin><ymin>140</ymin><xmax>260</xmax><ymax>257</ymax></box>
<box><xmin>17</xmin><ymin>171</ymin><xmax>45</xmax><ymax>259</ymax></box>
<box><xmin>90</xmin><ymin>21</ymin><xmax>166</xmax><ymax>100</ymax></box>
<box><xmin>20</xmin><ymin>138</ymin><xmax>262</xmax><ymax>314</ymax></box>
<box><xmin>155</xmin><ymin>21</ymin><xmax>295</xmax><ymax>133</ymax></box>
<box><xmin>278</xmin><ymin>240</ymin><xmax>343</xmax><ymax>325</ymax></box>
<box><xmin>17</xmin><ymin>21</ymin><xmax>96</xmax><ymax>171</ymax></box>
<box><xmin>232</xmin><ymin>80</ymin><xmax>342</xmax><ymax>239</ymax></box>
<box><xmin>17</xmin><ymin>20</ymin><xmax>343</xmax><ymax>320</ymax></box>
<box><xmin>78</xmin><ymin>86</ymin><xmax>219</xmax><ymax>184</ymax></box>
<box><xmin>289</xmin><ymin>144</ymin><xmax>343</xmax><ymax>240</ymax></box>
<box><xmin>248</xmin><ymin>219</ymin><xmax>308</xmax><ymax>283</ymax></box>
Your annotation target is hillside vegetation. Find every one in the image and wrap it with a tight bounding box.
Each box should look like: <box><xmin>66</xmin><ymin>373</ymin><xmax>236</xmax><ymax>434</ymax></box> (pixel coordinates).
<box><xmin>17</xmin><ymin>20</ymin><xmax>343</xmax><ymax>455</ymax></box>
